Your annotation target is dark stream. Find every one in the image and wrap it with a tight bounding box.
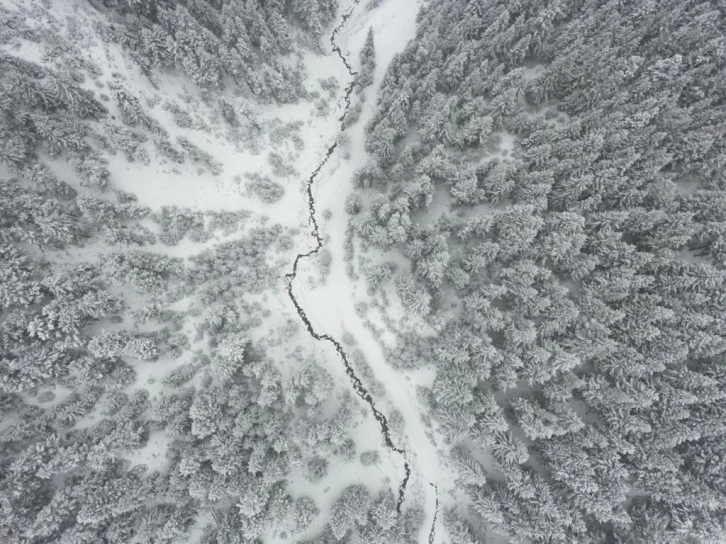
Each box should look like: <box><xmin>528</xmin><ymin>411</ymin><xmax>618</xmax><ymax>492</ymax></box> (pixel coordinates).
<box><xmin>428</xmin><ymin>483</ymin><xmax>439</xmax><ymax>543</ymax></box>
<box><xmin>284</xmin><ymin>2</ymin><xmax>438</xmax><ymax>539</ymax></box>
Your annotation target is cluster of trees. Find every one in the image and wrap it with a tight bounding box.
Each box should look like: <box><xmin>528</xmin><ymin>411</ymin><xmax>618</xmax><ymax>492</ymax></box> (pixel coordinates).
<box><xmin>303</xmin><ymin>486</ymin><xmax>423</xmax><ymax>544</ymax></box>
<box><xmin>0</xmin><ymin>167</ymin><xmax>308</xmax><ymax>543</ymax></box>
<box><xmin>354</xmin><ymin>0</ymin><xmax>726</xmax><ymax>542</ymax></box>
<box><xmin>339</xmin><ymin>30</ymin><xmax>376</xmax><ymax>132</ymax></box>
<box><xmin>187</xmin><ymin>225</ymin><xmax>284</xmax><ymax>293</ymax></box>
<box><xmin>0</xmin><ymin>55</ymin><xmax>110</xmax><ymax>188</ymax></box>
<box><xmin>0</xmin><ymin>318</ymin><xmax>312</xmax><ymax>543</ymax></box>
<box><xmin>103</xmin><ymin>0</ymin><xmax>339</xmax><ymax>102</ymax></box>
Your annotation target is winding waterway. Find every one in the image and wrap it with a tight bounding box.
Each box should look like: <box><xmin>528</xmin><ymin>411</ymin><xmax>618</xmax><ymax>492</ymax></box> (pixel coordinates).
<box><xmin>285</xmin><ymin>2</ymin><xmax>439</xmax><ymax>538</ymax></box>
<box><xmin>429</xmin><ymin>483</ymin><xmax>439</xmax><ymax>543</ymax></box>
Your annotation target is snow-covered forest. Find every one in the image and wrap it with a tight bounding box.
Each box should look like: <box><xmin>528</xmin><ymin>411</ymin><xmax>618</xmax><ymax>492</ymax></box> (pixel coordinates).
<box><xmin>2</xmin><ymin>0</ymin><xmax>726</xmax><ymax>543</ymax></box>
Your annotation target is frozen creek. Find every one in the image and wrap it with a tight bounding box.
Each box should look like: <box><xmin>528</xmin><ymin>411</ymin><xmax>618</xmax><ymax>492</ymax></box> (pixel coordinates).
<box><xmin>284</xmin><ymin>1</ymin><xmax>440</xmax><ymax>541</ymax></box>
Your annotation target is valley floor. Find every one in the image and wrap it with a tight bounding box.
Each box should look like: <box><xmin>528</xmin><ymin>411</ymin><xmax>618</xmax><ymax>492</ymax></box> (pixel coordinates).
<box><xmin>292</xmin><ymin>0</ymin><xmax>457</xmax><ymax>541</ymax></box>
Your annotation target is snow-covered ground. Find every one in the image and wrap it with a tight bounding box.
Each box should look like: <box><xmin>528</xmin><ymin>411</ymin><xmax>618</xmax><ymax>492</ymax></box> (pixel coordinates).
<box><xmin>293</xmin><ymin>0</ymin><xmax>458</xmax><ymax>541</ymax></box>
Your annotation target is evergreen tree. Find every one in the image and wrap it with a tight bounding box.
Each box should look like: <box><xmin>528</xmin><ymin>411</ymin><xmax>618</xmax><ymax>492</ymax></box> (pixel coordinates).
<box><xmin>357</xmin><ymin>28</ymin><xmax>376</xmax><ymax>91</ymax></box>
<box><xmin>328</xmin><ymin>484</ymin><xmax>372</xmax><ymax>540</ymax></box>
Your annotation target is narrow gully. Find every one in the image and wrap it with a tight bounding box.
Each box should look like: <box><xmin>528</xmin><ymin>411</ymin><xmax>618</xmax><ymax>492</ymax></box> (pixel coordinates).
<box><xmin>284</xmin><ymin>1</ymin><xmax>438</xmax><ymax>534</ymax></box>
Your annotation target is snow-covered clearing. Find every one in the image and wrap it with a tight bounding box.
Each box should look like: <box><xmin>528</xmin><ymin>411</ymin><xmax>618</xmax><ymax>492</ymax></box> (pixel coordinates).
<box><xmin>293</xmin><ymin>0</ymin><xmax>457</xmax><ymax>541</ymax></box>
